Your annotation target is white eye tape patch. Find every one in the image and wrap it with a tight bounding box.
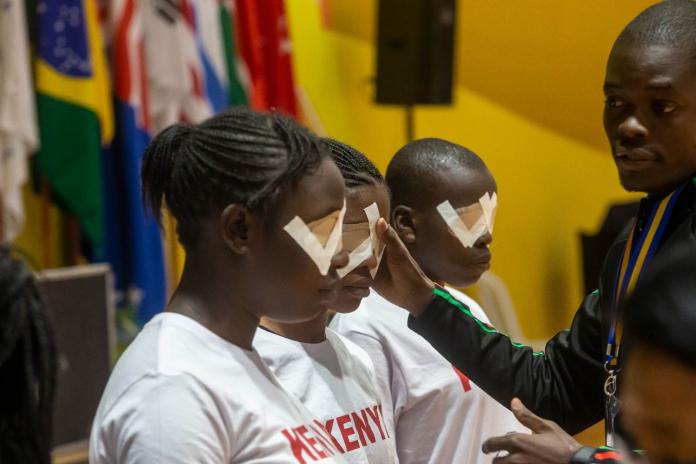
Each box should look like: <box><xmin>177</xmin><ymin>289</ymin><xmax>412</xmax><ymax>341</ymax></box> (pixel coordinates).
<box><xmin>436</xmin><ymin>192</ymin><xmax>497</xmax><ymax>248</ymax></box>
<box><xmin>479</xmin><ymin>191</ymin><xmax>497</xmax><ymax>233</ymax></box>
<box><xmin>337</xmin><ymin>202</ymin><xmax>384</xmax><ymax>278</ymax></box>
<box><xmin>284</xmin><ymin>202</ymin><xmax>346</xmax><ymax>276</ymax></box>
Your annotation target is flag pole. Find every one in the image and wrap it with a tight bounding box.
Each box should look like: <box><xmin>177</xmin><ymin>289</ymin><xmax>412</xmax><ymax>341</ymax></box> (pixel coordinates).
<box><xmin>40</xmin><ymin>179</ymin><xmax>52</xmax><ymax>269</ymax></box>
<box><xmin>64</xmin><ymin>216</ymin><xmax>82</xmax><ymax>265</ymax></box>
<box><xmin>0</xmin><ymin>192</ymin><xmax>5</xmax><ymax>243</ymax></box>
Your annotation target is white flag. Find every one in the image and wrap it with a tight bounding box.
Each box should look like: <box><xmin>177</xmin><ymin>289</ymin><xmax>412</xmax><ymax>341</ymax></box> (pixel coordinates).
<box><xmin>143</xmin><ymin>0</ymin><xmax>212</xmax><ymax>133</ymax></box>
<box><xmin>0</xmin><ymin>0</ymin><xmax>39</xmax><ymax>242</ymax></box>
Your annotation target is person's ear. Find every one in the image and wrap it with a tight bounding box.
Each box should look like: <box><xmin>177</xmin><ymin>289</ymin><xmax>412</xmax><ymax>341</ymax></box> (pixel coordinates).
<box><xmin>220</xmin><ymin>204</ymin><xmax>255</xmax><ymax>254</ymax></box>
<box><xmin>391</xmin><ymin>205</ymin><xmax>417</xmax><ymax>243</ymax></box>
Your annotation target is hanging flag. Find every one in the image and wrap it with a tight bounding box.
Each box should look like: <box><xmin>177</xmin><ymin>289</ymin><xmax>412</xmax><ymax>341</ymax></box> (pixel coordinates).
<box><xmin>143</xmin><ymin>0</ymin><xmax>210</xmax><ymax>133</ymax></box>
<box><xmin>194</xmin><ymin>0</ymin><xmax>230</xmax><ymax>113</ymax></box>
<box><xmin>102</xmin><ymin>0</ymin><xmax>166</xmax><ymax>325</ymax></box>
<box><xmin>256</xmin><ymin>0</ymin><xmax>299</xmax><ymax>117</ymax></box>
<box><xmin>235</xmin><ymin>0</ymin><xmax>298</xmax><ymax>116</ymax></box>
<box><xmin>0</xmin><ymin>0</ymin><xmax>39</xmax><ymax>242</ymax></box>
<box><xmin>235</xmin><ymin>0</ymin><xmax>268</xmax><ymax>110</ymax></box>
<box><xmin>141</xmin><ymin>0</ymin><xmax>188</xmax><ymax>132</ymax></box>
<box><xmin>33</xmin><ymin>0</ymin><xmax>114</xmax><ymax>250</ymax></box>
<box><xmin>220</xmin><ymin>0</ymin><xmax>250</xmax><ymax>105</ymax></box>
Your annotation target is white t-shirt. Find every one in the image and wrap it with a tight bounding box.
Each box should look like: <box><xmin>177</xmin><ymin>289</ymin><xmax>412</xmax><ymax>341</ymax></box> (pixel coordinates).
<box><xmin>253</xmin><ymin>327</ymin><xmax>398</xmax><ymax>464</ymax></box>
<box><xmin>90</xmin><ymin>313</ymin><xmax>348</xmax><ymax>464</ymax></box>
<box><xmin>330</xmin><ymin>288</ymin><xmax>528</xmax><ymax>464</ymax></box>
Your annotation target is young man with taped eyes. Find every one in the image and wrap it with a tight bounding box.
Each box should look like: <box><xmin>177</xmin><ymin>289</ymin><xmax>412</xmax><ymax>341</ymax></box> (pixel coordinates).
<box><xmin>371</xmin><ymin>1</ymin><xmax>696</xmax><ymax>463</ymax></box>
<box><xmin>254</xmin><ymin>139</ymin><xmax>398</xmax><ymax>464</ymax></box>
<box><xmin>331</xmin><ymin>138</ymin><xmax>527</xmax><ymax>464</ymax></box>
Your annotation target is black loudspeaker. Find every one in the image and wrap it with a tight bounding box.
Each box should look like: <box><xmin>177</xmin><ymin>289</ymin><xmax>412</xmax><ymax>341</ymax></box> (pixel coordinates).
<box><xmin>376</xmin><ymin>0</ymin><xmax>456</xmax><ymax>105</ymax></box>
<box><xmin>36</xmin><ymin>264</ymin><xmax>116</xmax><ymax>448</ymax></box>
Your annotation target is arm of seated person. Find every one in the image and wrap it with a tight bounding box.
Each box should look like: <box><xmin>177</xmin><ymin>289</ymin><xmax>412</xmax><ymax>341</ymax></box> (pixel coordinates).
<box><xmin>91</xmin><ymin>374</ymin><xmax>232</xmax><ymax>463</ymax></box>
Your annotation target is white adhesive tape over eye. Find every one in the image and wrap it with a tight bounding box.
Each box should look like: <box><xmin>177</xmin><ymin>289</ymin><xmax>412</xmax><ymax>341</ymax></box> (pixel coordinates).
<box><xmin>480</xmin><ymin>191</ymin><xmax>497</xmax><ymax>233</ymax></box>
<box><xmin>436</xmin><ymin>192</ymin><xmax>497</xmax><ymax>248</ymax></box>
<box><xmin>337</xmin><ymin>235</ymin><xmax>372</xmax><ymax>278</ymax></box>
<box><xmin>284</xmin><ymin>201</ymin><xmax>346</xmax><ymax>276</ymax></box>
<box><xmin>337</xmin><ymin>202</ymin><xmax>384</xmax><ymax>278</ymax></box>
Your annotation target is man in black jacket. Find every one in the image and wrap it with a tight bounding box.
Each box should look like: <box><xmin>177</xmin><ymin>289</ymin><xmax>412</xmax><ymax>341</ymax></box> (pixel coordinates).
<box><xmin>373</xmin><ymin>1</ymin><xmax>696</xmax><ymax>462</ymax></box>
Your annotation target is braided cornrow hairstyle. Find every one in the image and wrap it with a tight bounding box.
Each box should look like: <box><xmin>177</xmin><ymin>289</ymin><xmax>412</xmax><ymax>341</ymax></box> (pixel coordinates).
<box><xmin>0</xmin><ymin>246</ymin><xmax>57</xmax><ymax>464</ymax></box>
<box><xmin>322</xmin><ymin>138</ymin><xmax>384</xmax><ymax>190</ymax></box>
<box><xmin>141</xmin><ymin>107</ymin><xmax>326</xmax><ymax>249</ymax></box>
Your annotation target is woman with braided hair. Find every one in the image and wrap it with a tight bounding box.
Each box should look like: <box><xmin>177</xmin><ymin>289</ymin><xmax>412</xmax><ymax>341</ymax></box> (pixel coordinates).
<box><xmin>254</xmin><ymin>138</ymin><xmax>395</xmax><ymax>463</ymax></box>
<box><xmin>0</xmin><ymin>246</ymin><xmax>57</xmax><ymax>464</ymax></box>
<box><xmin>90</xmin><ymin>108</ymin><xmax>352</xmax><ymax>463</ymax></box>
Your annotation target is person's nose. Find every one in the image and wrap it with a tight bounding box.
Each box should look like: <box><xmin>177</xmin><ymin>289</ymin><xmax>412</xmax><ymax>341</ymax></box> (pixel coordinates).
<box><xmin>617</xmin><ymin>114</ymin><xmax>648</xmax><ymax>141</ymax></box>
<box><xmin>475</xmin><ymin>231</ymin><xmax>493</xmax><ymax>248</ymax></box>
<box><xmin>330</xmin><ymin>249</ymin><xmax>350</xmax><ymax>272</ymax></box>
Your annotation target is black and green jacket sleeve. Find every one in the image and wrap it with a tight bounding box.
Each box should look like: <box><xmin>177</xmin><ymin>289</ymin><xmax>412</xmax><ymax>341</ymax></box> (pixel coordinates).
<box><xmin>407</xmin><ymin>287</ymin><xmax>606</xmax><ymax>434</ymax></box>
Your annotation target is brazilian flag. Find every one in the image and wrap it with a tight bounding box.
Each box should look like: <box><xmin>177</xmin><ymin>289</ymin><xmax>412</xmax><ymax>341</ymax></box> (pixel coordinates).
<box><xmin>34</xmin><ymin>0</ymin><xmax>113</xmax><ymax>250</ymax></box>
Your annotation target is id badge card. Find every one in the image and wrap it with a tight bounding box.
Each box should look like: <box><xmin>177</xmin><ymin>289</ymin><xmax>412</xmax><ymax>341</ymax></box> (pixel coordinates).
<box><xmin>605</xmin><ymin>394</ymin><xmax>623</xmax><ymax>446</ymax></box>
<box><xmin>604</xmin><ymin>372</ymin><xmax>622</xmax><ymax>447</ymax></box>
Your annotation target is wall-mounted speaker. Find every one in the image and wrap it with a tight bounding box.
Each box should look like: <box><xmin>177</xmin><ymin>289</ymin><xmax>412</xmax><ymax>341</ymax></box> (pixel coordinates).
<box><xmin>376</xmin><ymin>0</ymin><xmax>456</xmax><ymax>105</ymax></box>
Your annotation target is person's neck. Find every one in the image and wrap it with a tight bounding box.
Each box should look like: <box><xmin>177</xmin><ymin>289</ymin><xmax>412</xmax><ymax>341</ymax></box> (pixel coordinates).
<box><xmin>169</xmin><ymin>255</ymin><xmax>259</xmax><ymax>350</ymax></box>
<box><xmin>260</xmin><ymin>311</ymin><xmax>329</xmax><ymax>344</ymax></box>
<box><xmin>646</xmin><ymin>175</ymin><xmax>696</xmax><ymax>200</ymax></box>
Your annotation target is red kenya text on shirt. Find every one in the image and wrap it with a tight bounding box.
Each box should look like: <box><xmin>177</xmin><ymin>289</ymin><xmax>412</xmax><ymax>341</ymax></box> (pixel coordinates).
<box><xmin>452</xmin><ymin>366</ymin><xmax>472</xmax><ymax>392</ymax></box>
<box><xmin>281</xmin><ymin>404</ymin><xmax>390</xmax><ymax>463</ymax></box>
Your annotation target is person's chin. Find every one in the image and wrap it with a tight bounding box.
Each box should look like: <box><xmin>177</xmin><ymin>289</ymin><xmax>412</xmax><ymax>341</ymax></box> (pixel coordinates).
<box><xmin>616</xmin><ymin>164</ymin><xmax>666</xmax><ymax>194</ymax></box>
<box><xmin>450</xmin><ymin>267</ymin><xmax>488</xmax><ymax>288</ymax></box>
<box><xmin>618</xmin><ymin>171</ymin><xmax>649</xmax><ymax>193</ymax></box>
<box><xmin>330</xmin><ymin>290</ymin><xmax>367</xmax><ymax>314</ymax></box>
<box><xmin>267</xmin><ymin>305</ymin><xmax>326</xmax><ymax>324</ymax></box>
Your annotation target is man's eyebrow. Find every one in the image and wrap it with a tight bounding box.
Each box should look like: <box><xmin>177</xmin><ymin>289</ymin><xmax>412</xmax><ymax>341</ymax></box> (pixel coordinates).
<box><xmin>603</xmin><ymin>80</ymin><xmax>677</xmax><ymax>93</ymax></box>
<box><xmin>645</xmin><ymin>77</ymin><xmax>674</xmax><ymax>90</ymax></box>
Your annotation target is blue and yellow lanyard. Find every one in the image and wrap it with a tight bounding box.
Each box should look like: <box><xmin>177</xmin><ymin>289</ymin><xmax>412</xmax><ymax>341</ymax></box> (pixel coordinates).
<box><xmin>604</xmin><ymin>184</ymin><xmax>686</xmax><ymax>371</ymax></box>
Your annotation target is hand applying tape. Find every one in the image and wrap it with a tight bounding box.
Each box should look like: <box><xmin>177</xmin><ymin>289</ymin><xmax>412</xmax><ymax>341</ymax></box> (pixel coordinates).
<box><xmin>337</xmin><ymin>202</ymin><xmax>385</xmax><ymax>278</ymax></box>
<box><xmin>436</xmin><ymin>192</ymin><xmax>497</xmax><ymax>248</ymax></box>
<box><xmin>283</xmin><ymin>202</ymin><xmax>346</xmax><ymax>275</ymax></box>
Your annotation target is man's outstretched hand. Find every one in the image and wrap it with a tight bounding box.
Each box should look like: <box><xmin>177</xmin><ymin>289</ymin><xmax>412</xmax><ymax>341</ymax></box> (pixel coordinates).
<box><xmin>374</xmin><ymin>218</ymin><xmax>435</xmax><ymax>316</ymax></box>
<box><xmin>483</xmin><ymin>398</ymin><xmax>583</xmax><ymax>464</ymax></box>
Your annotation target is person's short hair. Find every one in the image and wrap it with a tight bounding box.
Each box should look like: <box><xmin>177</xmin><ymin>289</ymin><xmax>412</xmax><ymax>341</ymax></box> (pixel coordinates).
<box><xmin>614</xmin><ymin>0</ymin><xmax>696</xmax><ymax>55</ymax></box>
<box><xmin>385</xmin><ymin>138</ymin><xmax>486</xmax><ymax>209</ymax></box>
<box><xmin>624</xmin><ymin>244</ymin><xmax>696</xmax><ymax>368</ymax></box>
